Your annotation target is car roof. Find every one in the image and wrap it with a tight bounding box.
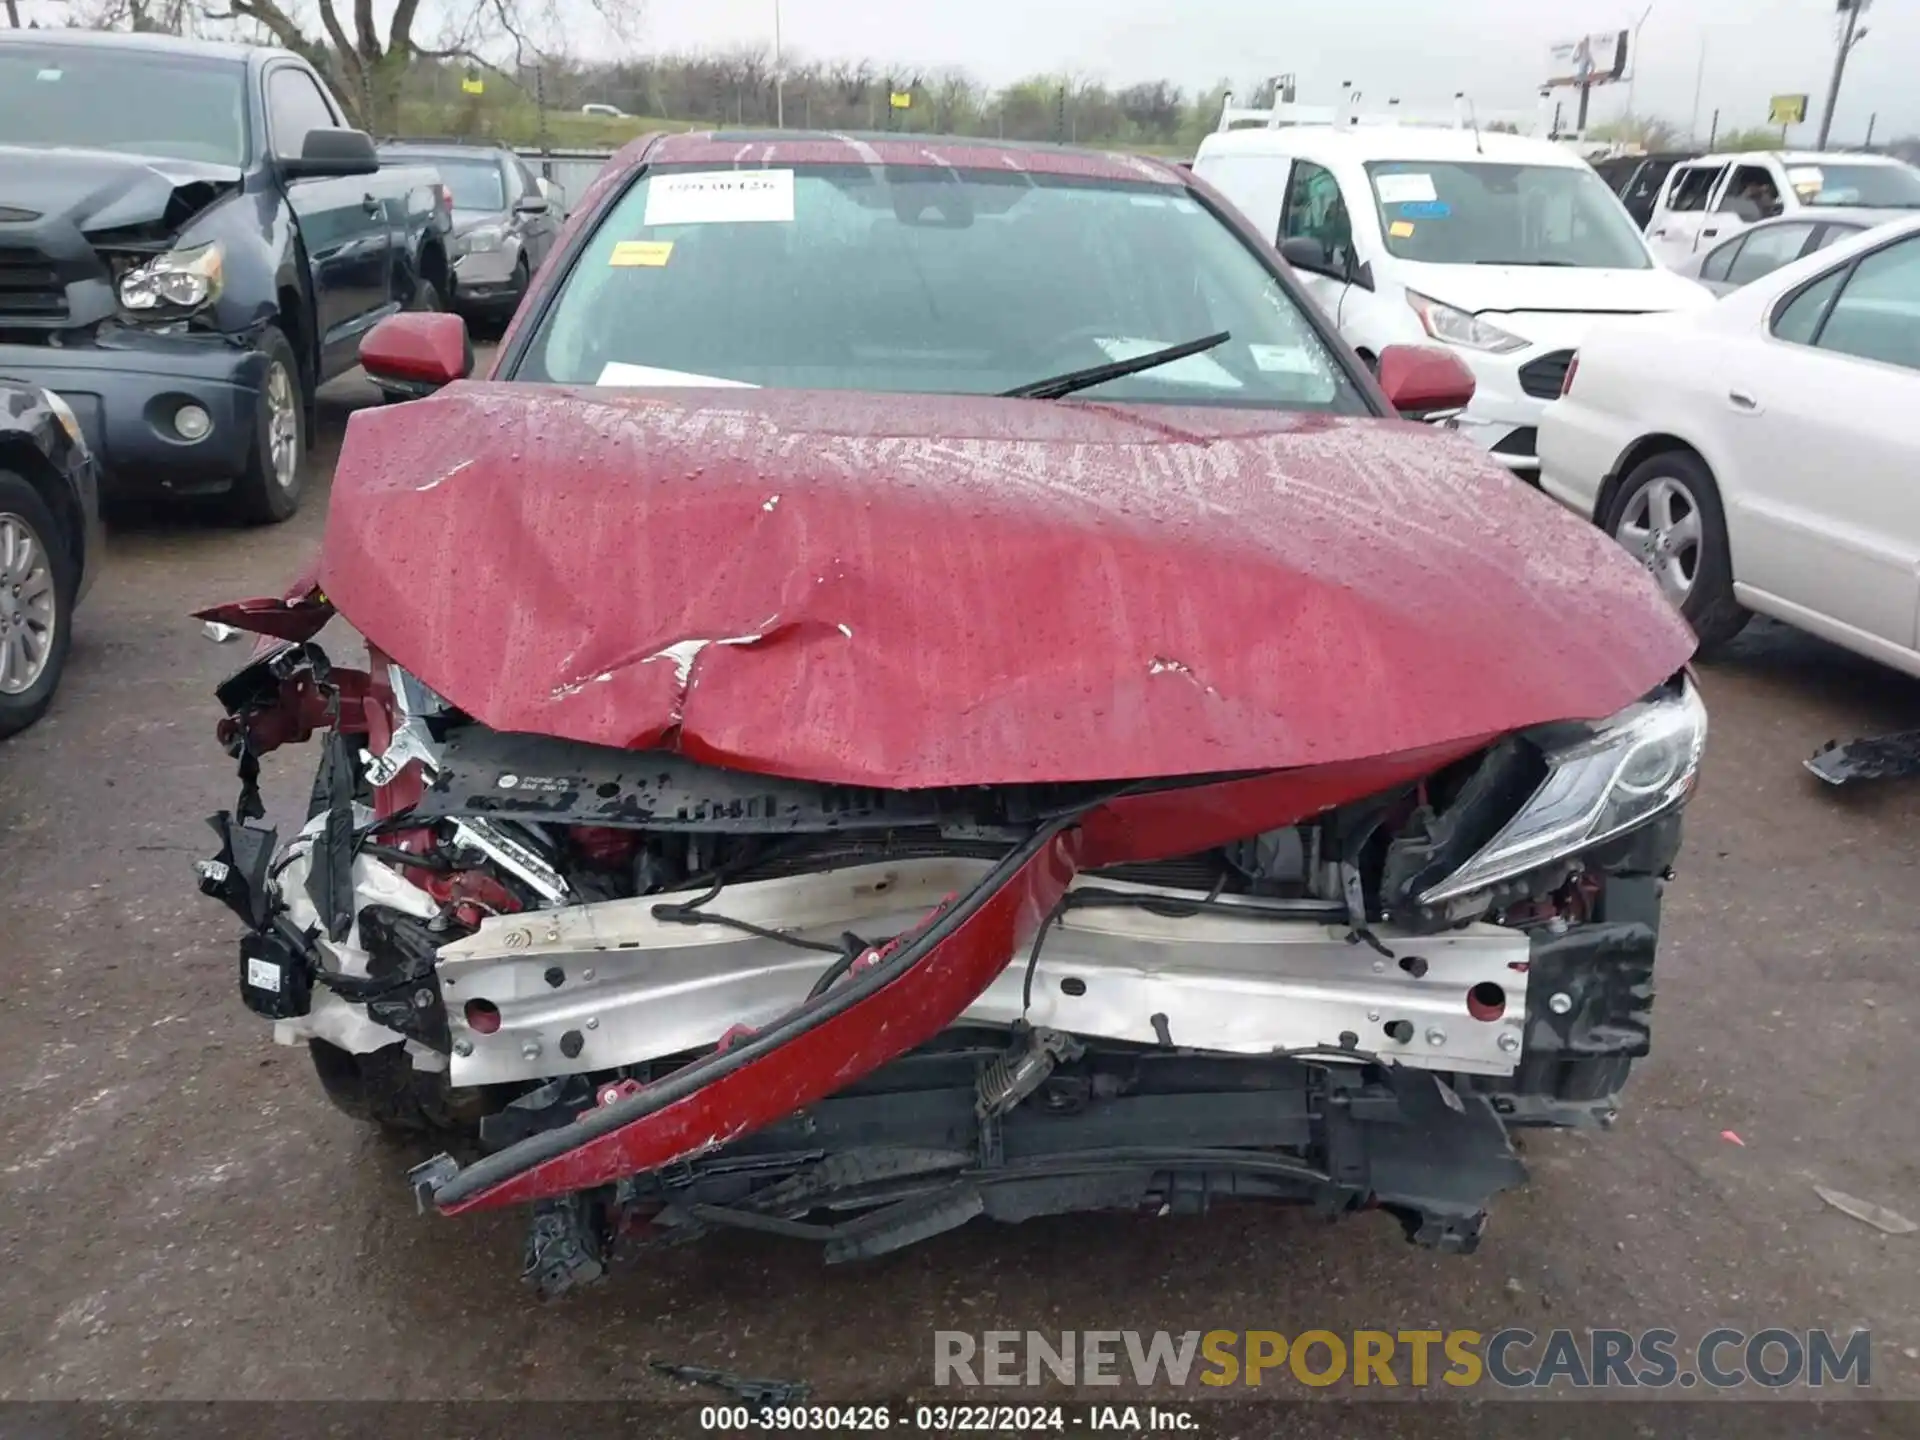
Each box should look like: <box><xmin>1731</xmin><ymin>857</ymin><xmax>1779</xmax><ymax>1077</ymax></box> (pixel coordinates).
<box><xmin>1734</xmin><ymin>206</ymin><xmax>1894</xmax><ymax>230</ymax></box>
<box><xmin>1684</xmin><ymin>150</ymin><xmax>1911</xmax><ymax>167</ymax></box>
<box><xmin>379</xmin><ymin>142</ymin><xmax>512</xmax><ymax>161</ymax></box>
<box><xmin>634</xmin><ymin>130</ymin><xmax>1186</xmax><ymax>185</ymax></box>
<box><xmin>1196</xmin><ymin>124</ymin><xmax>1587</xmax><ymax>168</ymax></box>
<box><xmin>0</xmin><ymin>27</ymin><xmax>265</xmax><ymax>63</ymax></box>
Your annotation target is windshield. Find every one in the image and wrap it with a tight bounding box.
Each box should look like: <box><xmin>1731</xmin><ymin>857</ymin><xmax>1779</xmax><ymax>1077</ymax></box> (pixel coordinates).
<box><xmin>515</xmin><ymin>163</ymin><xmax>1366</xmax><ymax>412</ymax></box>
<box><xmin>431</xmin><ymin>158</ymin><xmax>507</xmax><ymax>211</ymax></box>
<box><xmin>1789</xmin><ymin>162</ymin><xmax>1920</xmax><ymax>209</ymax></box>
<box><xmin>1365</xmin><ymin>161</ymin><xmax>1651</xmax><ymax>269</ymax></box>
<box><xmin>0</xmin><ymin>47</ymin><xmax>247</xmax><ymax>167</ymax></box>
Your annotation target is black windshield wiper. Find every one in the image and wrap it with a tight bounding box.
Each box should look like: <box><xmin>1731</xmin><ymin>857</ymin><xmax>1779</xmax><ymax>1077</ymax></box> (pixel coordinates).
<box><xmin>1001</xmin><ymin>330</ymin><xmax>1232</xmax><ymax>401</ymax></box>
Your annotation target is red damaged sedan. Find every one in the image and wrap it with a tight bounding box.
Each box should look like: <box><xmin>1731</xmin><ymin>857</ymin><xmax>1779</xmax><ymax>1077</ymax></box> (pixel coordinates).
<box><xmin>195</xmin><ymin>132</ymin><xmax>1700</xmax><ymax>1295</ymax></box>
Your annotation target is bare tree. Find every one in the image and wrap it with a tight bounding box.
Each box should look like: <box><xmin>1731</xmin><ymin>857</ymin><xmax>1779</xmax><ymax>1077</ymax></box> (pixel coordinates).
<box><xmin>201</xmin><ymin>0</ymin><xmax>640</xmax><ymax>135</ymax></box>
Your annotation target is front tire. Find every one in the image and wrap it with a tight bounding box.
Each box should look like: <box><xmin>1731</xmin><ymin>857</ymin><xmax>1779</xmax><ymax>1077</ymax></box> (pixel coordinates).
<box><xmin>1604</xmin><ymin>450</ymin><xmax>1749</xmax><ymax>652</ymax></box>
<box><xmin>230</xmin><ymin>325</ymin><xmax>306</xmax><ymax>525</ymax></box>
<box><xmin>0</xmin><ymin>469</ymin><xmax>76</xmax><ymax>739</ymax></box>
<box><xmin>308</xmin><ymin>1040</ymin><xmax>488</xmax><ymax>1137</ymax></box>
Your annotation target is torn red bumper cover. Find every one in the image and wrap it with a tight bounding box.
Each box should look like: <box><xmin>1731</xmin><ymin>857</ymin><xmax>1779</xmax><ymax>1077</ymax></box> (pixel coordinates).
<box><xmin>225</xmin><ymin>384</ymin><xmax>1696</xmax><ymax>1214</ymax></box>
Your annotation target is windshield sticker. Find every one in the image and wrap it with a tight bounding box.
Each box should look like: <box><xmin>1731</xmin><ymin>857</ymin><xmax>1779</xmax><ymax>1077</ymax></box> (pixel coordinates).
<box><xmin>596</xmin><ymin>362</ymin><xmax>760</xmax><ymax>388</ymax></box>
<box><xmin>610</xmin><ymin>240</ymin><xmax>674</xmax><ymax>267</ymax></box>
<box><xmin>1397</xmin><ymin>200</ymin><xmax>1451</xmax><ymax>218</ymax></box>
<box><xmin>1247</xmin><ymin>344</ymin><xmax>1319</xmax><ymax>374</ymax></box>
<box><xmin>1388</xmin><ymin>220</ymin><xmax>1416</xmax><ymax>238</ymax></box>
<box><xmin>1095</xmin><ymin>337</ymin><xmax>1242</xmax><ymax>389</ymax></box>
<box><xmin>1374</xmin><ymin>173</ymin><xmax>1438</xmax><ymax>204</ymax></box>
<box><xmin>642</xmin><ymin>169</ymin><xmax>795</xmax><ymax>227</ymax></box>
<box><xmin>36</xmin><ymin>68</ymin><xmax>62</xmax><ymax>81</ymax></box>
<box><xmin>1787</xmin><ymin>166</ymin><xmax>1824</xmax><ymax>193</ymax></box>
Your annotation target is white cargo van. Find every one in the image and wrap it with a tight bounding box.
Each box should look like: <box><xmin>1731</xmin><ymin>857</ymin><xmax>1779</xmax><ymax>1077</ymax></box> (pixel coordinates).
<box><xmin>1193</xmin><ymin>103</ymin><xmax>1710</xmax><ymax>473</ymax></box>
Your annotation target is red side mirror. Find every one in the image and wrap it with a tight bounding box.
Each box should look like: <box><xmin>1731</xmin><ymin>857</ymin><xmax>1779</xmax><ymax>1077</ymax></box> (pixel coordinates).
<box><xmin>1375</xmin><ymin>344</ymin><xmax>1476</xmax><ymax>421</ymax></box>
<box><xmin>359</xmin><ymin>312</ymin><xmax>473</xmax><ymax>397</ymax></box>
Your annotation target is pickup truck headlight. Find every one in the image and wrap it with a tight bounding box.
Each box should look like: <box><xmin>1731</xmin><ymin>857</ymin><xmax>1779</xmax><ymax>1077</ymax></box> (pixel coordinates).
<box><xmin>461</xmin><ymin>224</ymin><xmax>507</xmax><ymax>253</ymax></box>
<box><xmin>1420</xmin><ymin>676</ymin><xmax>1707</xmax><ymax>905</ymax></box>
<box><xmin>1405</xmin><ymin>290</ymin><xmax>1529</xmax><ymax>355</ymax></box>
<box><xmin>119</xmin><ymin>241</ymin><xmax>224</xmax><ymax>313</ymax></box>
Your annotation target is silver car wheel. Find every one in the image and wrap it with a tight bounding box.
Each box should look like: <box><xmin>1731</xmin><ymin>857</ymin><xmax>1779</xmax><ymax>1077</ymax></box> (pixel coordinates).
<box><xmin>0</xmin><ymin>510</ymin><xmax>58</xmax><ymax>695</ymax></box>
<box><xmin>1616</xmin><ymin>474</ymin><xmax>1703</xmax><ymax>608</ymax></box>
<box><xmin>266</xmin><ymin>360</ymin><xmax>300</xmax><ymax>491</ymax></box>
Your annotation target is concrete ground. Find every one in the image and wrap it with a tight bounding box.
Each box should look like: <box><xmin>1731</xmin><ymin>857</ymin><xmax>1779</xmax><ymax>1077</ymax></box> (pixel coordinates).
<box><xmin>2</xmin><ymin>365</ymin><xmax>1917</xmax><ymax>1428</ymax></box>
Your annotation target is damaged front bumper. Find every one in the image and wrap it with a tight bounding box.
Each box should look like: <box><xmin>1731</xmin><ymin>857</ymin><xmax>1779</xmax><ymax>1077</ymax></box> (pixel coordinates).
<box><xmin>197</xmin><ymin>637</ymin><xmax>1699</xmax><ymax>1283</ymax></box>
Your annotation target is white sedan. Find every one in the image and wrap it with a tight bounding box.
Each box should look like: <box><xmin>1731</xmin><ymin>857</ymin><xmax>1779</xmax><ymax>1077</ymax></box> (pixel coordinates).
<box><xmin>1540</xmin><ymin>214</ymin><xmax>1920</xmax><ymax>667</ymax></box>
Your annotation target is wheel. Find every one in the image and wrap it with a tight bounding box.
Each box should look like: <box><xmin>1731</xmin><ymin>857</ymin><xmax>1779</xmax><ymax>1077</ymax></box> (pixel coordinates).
<box><xmin>230</xmin><ymin>325</ymin><xmax>305</xmax><ymax>525</ymax></box>
<box><xmin>1604</xmin><ymin>450</ymin><xmax>1749</xmax><ymax>652</ymax></box>
<box><xmin>409</xmin><ymin>274</ymin><xmax>445</xmax><ymax>313</ymax></box>
<box><xmin>0</xmin><ymin>470</ymin><xmax>77</xmax><ymax>740</ymax></box>
<box><xmin>308</xmin><ymin>1039</ymin><xmax>489</xmax><ymax>1137</ymax></box>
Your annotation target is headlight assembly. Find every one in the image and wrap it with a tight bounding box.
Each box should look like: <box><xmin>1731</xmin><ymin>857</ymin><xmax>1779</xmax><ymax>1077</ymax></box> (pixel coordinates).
<box><xmin>462</xmin><ymin>224</ymin><xmax>506</xmax><ymax>253</ymax></box>
<box><xmin>1420</xmin><ymin>675</ymin><xmax>1707</xmax><ymax>905</ymax></box>
<box><xmin>1405</xmin><ymin>289</ymin><xmax>1529</xmax><ymax>354</ymax></box>
<box><xmin>119</xmin><ymin>241</ymin><xmax>224</xmax><ymax>314</ymax></box>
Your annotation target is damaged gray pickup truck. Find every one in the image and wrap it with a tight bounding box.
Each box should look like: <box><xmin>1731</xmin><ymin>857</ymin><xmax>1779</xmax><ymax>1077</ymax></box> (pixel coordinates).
<box><xmin>195</xmin><ymin>132</ymin><xmax>1703</xmax><ymax>1296</ymax></box>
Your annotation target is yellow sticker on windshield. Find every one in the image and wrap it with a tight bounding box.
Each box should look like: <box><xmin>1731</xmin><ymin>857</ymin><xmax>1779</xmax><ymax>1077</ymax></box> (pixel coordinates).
<box><xmin>1389</xmin><ymin>220</ymin><xmax>1416</xmax><ymax>238</ymax></box>
<box><xmin>610</xmin><ymin>241</ymin><xmax>674</xmax><ymax>267</ymax></box>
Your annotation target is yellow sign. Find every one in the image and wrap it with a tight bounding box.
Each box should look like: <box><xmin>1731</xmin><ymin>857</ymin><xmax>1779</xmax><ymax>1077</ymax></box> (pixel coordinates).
<box><xmin>1768</xmin><ymin>93</ymin><xmax>1807</xmax><ymax>126</ymax></box>
<box><xmin>1388</xmin><ymin>220</ymin><xmax>1416</xmax><ymax>238</ymax></box>
<box><xmin>889</xmin><ymin>91</ymin><xmax>912</xmax><ymax>109</ymax></box>
<box><xmin>461</xmin><ymin>71</ymin><xmax>485</xmax><ymax>95</ymax></box>
<box><xmin>610</xmin><ymin>241</ymin><xmax>674</xmax><ymax>267</ymax></box>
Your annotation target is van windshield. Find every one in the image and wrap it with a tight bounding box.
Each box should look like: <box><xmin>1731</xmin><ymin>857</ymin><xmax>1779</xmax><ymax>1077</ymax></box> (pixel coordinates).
<box><xmin>1366</xmin><ymin>161</ymin><xmax>1651</xmax><ymax>269</ymax></box>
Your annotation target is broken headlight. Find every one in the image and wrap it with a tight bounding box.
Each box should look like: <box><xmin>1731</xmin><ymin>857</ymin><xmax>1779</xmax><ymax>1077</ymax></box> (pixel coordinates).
<box><xmin>118</xmin><ymin>241</ymin><xmax>224</xmax><ymax>314</ymax></box>
<box><xmin>1420</xmin><ymin>675</ymin><xmax>1706</xmax><ymax>905</ymax></box>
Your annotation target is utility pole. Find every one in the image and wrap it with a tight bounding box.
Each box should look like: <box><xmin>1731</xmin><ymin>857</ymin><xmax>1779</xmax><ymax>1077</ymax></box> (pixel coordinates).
<box><xmin>773</xmin><ymin>0</ymin><xmax>784</xmax><ymax>128</ymax></box>
<box><xmin>1626</xmin><ymin>3</ymin><xmax>1654</xmax><ymax>118</ymax></box>
<box><xmin>1687</xmin><ymin>36</ymin><xmax>1706</xmax><ymax>143</ymax></box>
<box><xmin>1817</xmin><ymin>0</ymin><xmax>1867</xmax><ymax>151</ymax></box>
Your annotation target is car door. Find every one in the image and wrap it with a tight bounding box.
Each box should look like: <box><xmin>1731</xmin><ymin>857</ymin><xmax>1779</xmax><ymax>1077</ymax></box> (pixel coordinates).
<box><xmin>267</xmin><ymin>64</ymin><xmax>389</xmax><ymax>374</ymax></box>
<box><xmin>1276</xmin><ymin>157</ymin><xmax>1359</xmax><ymax>328</ymax></box>
<box><xmin>1719</xmin><ymin>231</ymin><xmax>1920</xmax><ymax>652</ymax></box>
<box><xmin>1646</xmin><ymin>161</ymin><xmax>1726</xmax><ymax>267</ymax></box>
<box><xmin>510</xmin><ymin>156</ymin><xmax>559</xmax><ymax>269</ymax></box>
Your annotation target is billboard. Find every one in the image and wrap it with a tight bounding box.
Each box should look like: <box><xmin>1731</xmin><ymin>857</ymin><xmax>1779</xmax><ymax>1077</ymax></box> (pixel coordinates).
<box><xmin>1547</xmin><ymin>30</ymin><xmax>1630</xmax><ymax>88</ymax></box>
<box><xmin>1769</xmin><ymin>94</ymin><xmax>1809</xmax><ymax>125</ymax></box>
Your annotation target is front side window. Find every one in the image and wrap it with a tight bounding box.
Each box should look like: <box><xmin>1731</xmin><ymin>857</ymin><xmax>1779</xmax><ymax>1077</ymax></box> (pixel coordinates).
<box><xmin>0</xmin><ymin>46</ymin><xmax>247</xmax><ymax>166</ymax></box>
<box><xmin>1698</xmin><ymin>234</ymin><xmax>1745</xmax><ymax>283</ymax></box>
<box><xmin>1722</xmin><ymin>164</ymin><xmax>1783</xmax><ymax>219</ymax></box>
<box><xmin>514</xmin><ymin>164</ymin><xmax>1367</xmax><ymax>413</ymax></box>
<box><xmin>1725</xmin><ymin>223</ymin><xmax>1815</xmax><ymax>285</ymax></box>
<box><xmin>1667</xmin><ymin>164</ymin><xmax>1725</xmax><ymax>213</ymax></box>
<box><xmin>267</xmin><ymin>69</ymin><xmax>339</xmax><ymax>157</ymax></box>
<box><xmin>1365</xmin><ymin>161</ymin><xmax>1651</xmax><ymax>268</ymax></box>
<box><xmin>1280</xmin><ymin>160</ymin><xmax>1355</xmax><ymax>269</ymax></box>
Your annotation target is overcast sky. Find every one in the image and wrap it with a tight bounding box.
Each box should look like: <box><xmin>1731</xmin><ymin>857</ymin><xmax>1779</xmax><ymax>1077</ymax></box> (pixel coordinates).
<box><xmin>630</xmin><ymin>0</ymin><xmax>1915</xmax><ymax>142</ymax></box>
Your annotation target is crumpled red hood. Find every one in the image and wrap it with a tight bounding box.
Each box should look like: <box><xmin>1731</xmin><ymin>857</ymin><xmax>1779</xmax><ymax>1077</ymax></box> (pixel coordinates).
<box><xmin>318</xmin><ymin>384</ymin><xmax>1693</xmax><ymax>788</ymax></box>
